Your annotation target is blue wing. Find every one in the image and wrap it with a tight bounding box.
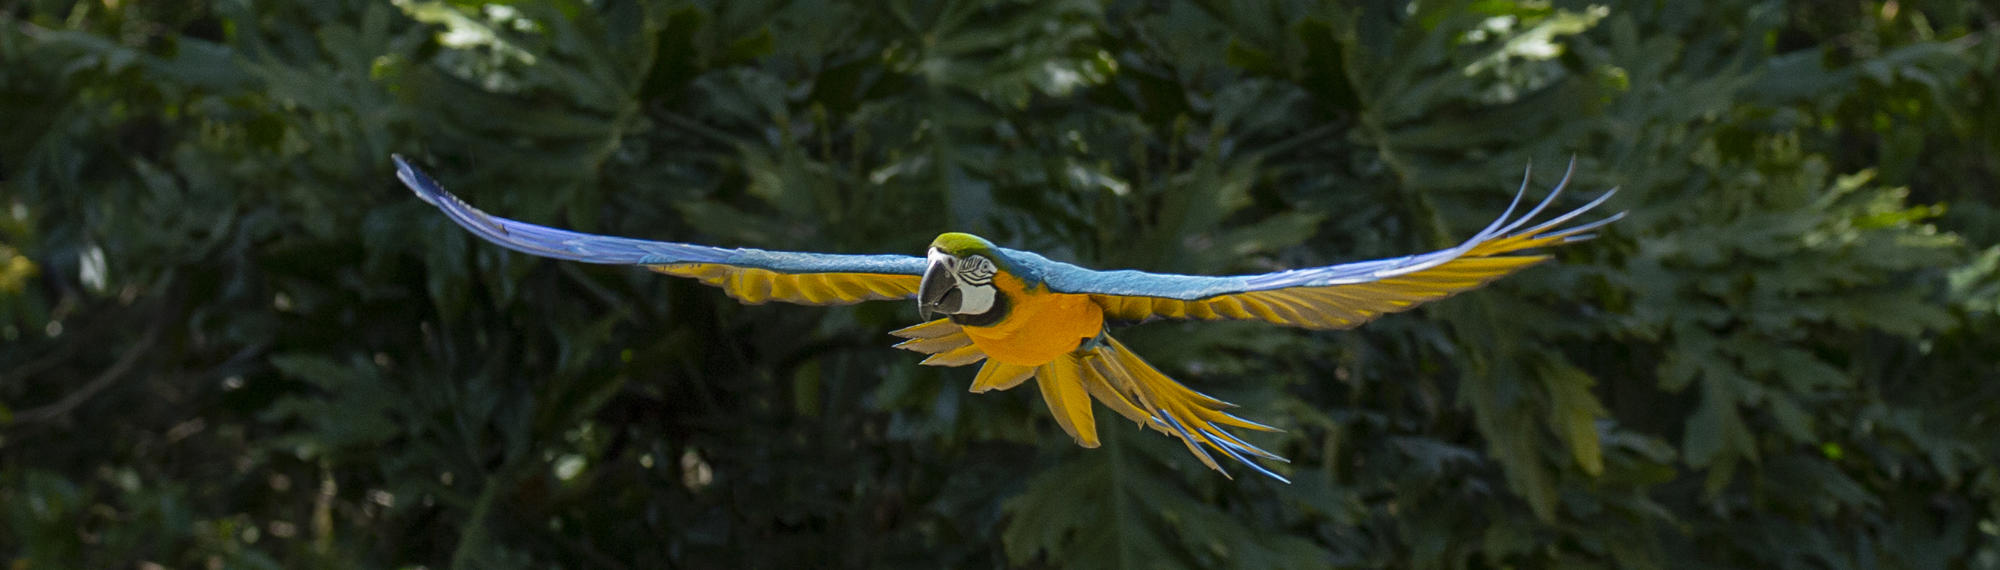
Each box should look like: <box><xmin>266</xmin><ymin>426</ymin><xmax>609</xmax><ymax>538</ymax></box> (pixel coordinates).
<box><xmin>1004</xmin><ymin>161</ymin><xmax>1623</xmax><ymax>328</ymax></box>
<box><xmin>395</xmin><ymin>155</ymin><xmax>926</xmax><ymax>305</ymax></box>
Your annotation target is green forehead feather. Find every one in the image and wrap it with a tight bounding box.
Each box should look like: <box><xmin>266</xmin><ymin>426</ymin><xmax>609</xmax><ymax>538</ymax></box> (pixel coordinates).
<box><xmin>930</xmin><ymin>232</ymin><xmax>996</xmax><ymax>256</ymax></box>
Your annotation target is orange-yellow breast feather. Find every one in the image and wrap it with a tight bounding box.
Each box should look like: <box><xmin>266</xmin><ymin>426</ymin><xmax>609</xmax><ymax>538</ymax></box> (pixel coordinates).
<box><xmin>958</xmin><ymin>272</ymin><xmax>1104</xmax><ymax>367</ymax></box>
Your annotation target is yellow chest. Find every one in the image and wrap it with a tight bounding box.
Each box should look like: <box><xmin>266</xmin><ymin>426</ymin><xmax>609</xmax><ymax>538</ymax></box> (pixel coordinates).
<box><xmin>961</xmin><ymin>273</ymin><xmax>1104</xmax><ymax>366</ymax></box>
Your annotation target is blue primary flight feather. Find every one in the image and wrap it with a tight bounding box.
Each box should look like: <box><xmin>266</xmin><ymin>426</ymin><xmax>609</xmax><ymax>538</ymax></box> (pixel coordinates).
<box><xmin>394</xmin><ymin>155</ymin><xmax>927</xmax><ymax>276</ymax></box>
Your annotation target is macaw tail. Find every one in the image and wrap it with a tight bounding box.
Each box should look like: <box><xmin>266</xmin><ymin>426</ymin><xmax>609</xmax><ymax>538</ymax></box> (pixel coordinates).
<box><xmin>890</xmin><ymin>319</ymin><xmax>1289</xmax><ymax>482</ymax></box>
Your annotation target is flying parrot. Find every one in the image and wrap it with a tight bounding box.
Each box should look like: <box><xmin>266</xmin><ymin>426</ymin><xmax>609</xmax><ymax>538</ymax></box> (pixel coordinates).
<box><xmin>394</xmin><ymin>155</ymin><xmax>1620</xmax><ymax>482</ymax></box>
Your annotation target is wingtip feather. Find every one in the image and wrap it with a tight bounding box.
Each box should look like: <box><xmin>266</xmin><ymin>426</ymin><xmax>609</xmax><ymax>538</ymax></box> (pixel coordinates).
<box><xmin>1493</xmin><ymin>157</ymin><xmax>1577</xmax><ymax>237</ymax></box>
<box><xmin>392</xmin><ymin>154</ymin><xmax>440</xmax><ymax>206</ymax></box>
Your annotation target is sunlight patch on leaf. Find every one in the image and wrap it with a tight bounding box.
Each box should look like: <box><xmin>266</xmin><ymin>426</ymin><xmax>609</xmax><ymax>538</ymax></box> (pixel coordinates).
<box><xmin>1458</xmin><ymin>5</ymin><xmax>1609</xmax><ymax>103</ymax></box>
<box><xmin>395</xmin><ymin>0</ymin><xmax>542</xmax><ymax>92</ymax></box>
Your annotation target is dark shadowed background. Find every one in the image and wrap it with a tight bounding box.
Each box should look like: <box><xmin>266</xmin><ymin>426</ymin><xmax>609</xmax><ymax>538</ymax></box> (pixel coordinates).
<box><xmin>3</xmin><ymin>0</ymin><xmax>1998</xmax><ymax>568</ymax></box>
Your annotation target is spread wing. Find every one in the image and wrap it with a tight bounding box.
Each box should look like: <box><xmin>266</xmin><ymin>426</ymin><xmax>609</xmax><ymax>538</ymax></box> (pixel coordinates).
<box><xmin>1017</xmin><ymin>162</ymin><xmax>1622</xmax><ymax>329</ymax></box>
<box><xmin>394</xmin><ymin>155</ymin><xmax>924</xmax><ymax>305</ymax></box>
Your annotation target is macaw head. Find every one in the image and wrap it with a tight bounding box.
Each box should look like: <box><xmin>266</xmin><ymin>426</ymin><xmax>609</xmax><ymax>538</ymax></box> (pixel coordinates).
<box><xmin>919</xmin><ymin>232</ymin><xmax>1007</xmax><ymax>323</ymax></box>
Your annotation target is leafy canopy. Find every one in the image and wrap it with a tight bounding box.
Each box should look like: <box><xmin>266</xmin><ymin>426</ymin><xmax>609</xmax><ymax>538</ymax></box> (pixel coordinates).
<box><xmin>2</xmin><ymin>0</ymin><xmax>1998</xmax><ymax>568</ymax></box>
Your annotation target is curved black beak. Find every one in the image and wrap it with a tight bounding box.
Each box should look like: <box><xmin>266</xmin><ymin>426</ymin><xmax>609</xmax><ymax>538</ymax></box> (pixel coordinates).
<box><xmin>917</xmin><ymin>259</ymin><xmax>958</xmax><ymax>320</ymax></box>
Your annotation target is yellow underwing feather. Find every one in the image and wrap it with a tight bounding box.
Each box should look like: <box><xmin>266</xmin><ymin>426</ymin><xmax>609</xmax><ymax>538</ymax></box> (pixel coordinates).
<box><xmin>920</xmin><ymin>343</ymin><xmax>987</xmax><ymax>367</ymax></box>
<box><xmin>888</xmin><ymin>318</ymin><xmax>961</xmax><ymax>339</ymax></box>
<box><xmin>651</xmin><ymin>263</ymin><xmax>920</xmax><ymax>306</ymax></box>
<box><xmin>969</xmin><ymin>361</ymin><xmax>1036</xmax><ymax>393</ymax></box>
<box><xmin>1035</xmin><ymin>355</ymin><xmax>1100</xmax><ymax>448</ymax></box>
<box><xmin>890</xmin><ymin>319</ymin><xmax>993</xmax><ymax>367</ymax></box>
<box><xmin>892</xmin><ymin>331</ymin><xmax>975</xmax><ymax>354</ymax></box>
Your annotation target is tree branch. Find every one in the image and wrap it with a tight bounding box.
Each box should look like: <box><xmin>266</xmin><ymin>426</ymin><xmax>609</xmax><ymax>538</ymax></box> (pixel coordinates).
<box><xmin>11</xmin><ymin>317</ymin><xmax>166</xmax><ymax>424</ymax></box>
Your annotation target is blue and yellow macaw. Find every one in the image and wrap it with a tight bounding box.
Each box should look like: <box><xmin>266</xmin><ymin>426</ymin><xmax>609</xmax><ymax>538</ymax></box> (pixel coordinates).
<box><xmin>394</xmin><ymin>155</ymin><xmax>1620</xmax><ymax>482</ymax></box>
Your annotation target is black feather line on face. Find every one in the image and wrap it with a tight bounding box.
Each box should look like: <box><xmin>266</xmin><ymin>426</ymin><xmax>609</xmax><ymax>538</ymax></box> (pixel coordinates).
<box><xmin>949</xmin><ymin>288</ymin><xmax>1010</xmax><ymax>327</ymax></box>
<box><xmin>957</xmin><ymin>255</ymin><xmax>997</xmax><ymax>285</ymax></box>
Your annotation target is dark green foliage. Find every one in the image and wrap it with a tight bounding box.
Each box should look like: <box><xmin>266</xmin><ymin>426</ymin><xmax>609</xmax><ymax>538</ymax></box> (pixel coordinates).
<box><xmin>3</xmin><ymin>0</ymin><xmax>1997</xmax><ymax>568</ymax></box>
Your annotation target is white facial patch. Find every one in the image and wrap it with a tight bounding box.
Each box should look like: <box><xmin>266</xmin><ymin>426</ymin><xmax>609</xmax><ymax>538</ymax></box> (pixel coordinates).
<box><xmin>954</xmin><ymin>277</ymin><xmax>996</xmax><ymax>314</ymax></box>
<box><xmin>929</xmin><ymin>250</ymin><xmax>999</xmax><ymax>315</ymax></box>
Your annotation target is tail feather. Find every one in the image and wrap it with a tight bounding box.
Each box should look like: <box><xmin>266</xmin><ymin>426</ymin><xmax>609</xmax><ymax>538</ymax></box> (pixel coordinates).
<box><xmin>1079</xmin><ymin>357</ymin><xmax>1156</xmax><ymax>427</ymax></box>
<box><xmin>889</xmin><ymin>319</ymin><xmax>1288</xmax><ymax>482</ymax></box>
<box><xmin>1075</xmin><ymin>335</ymin><xmax>1289</xmax><ymax>482</ymax></box>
